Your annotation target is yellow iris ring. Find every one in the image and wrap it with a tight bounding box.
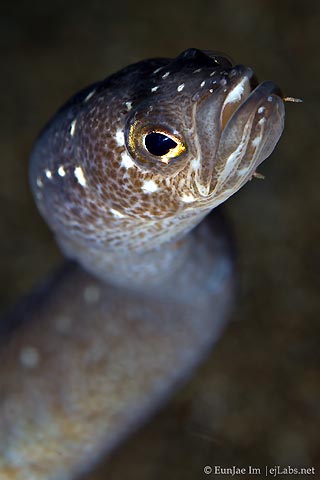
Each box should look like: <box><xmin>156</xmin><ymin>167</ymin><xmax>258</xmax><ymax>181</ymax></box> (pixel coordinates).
<box><xmin>128</xmin><ymin>123</ymin><xmax>186</xmax><ymax>165</ymax></box>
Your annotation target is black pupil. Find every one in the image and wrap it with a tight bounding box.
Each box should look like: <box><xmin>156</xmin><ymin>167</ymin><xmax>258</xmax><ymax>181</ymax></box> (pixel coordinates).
<box><xmin>145</xmin><ymin>132</ymin><xmax>177</xmax><ymax>156</ymax></box>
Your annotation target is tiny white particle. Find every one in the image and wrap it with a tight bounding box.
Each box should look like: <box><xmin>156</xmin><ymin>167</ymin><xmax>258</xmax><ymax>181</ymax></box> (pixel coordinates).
<box><xmin>209</xmin><ymin>89</ymin><xmax>213</xmax><ymax>93</ymax></box>
<box><xmin>84</xmin><ymin>89</ymin><xmax>96</xmax><ymax>102</ymax></box>
<box><xmin>36</xmin><ymin>177</ymin><xmax>43</xmax><ymax>187</ymax></box>
<box><xmin>115</xmin><ymin>129</ymin><xmax>125</xmax><ymax>146</ymax></box>
<box><xmin>45</xmin><ymin>169</ymin><xmax>52</xmax><ymax>179</ymax></box>
<box><xmin>200</xmin><ymin>80</ymin><xmax>206</xmax><ymax>88</ymax></box>
<box><xmin>110</xmin><ymin>208</ymin><xmax>125</xmax><ymax>218</ymax></box>
<box><xmin>210</xmin><ymin>71</ymin><xmax>216</xmax><ymax>77</ymax></box>
<box><xmin>58</xmin><ymin>166</ymin><xmax>66</xmax><ymax>177</ymax></box>
<box><xmin>193</xmin><ymin>68</ymin><xmax>202</xmax><ymax>73</ymax></box>
<box><xmin>121</xmin><ymin>151</ymin><xmax>135</xmax><ymax>170</ymax></box>
<box><xmin>125</xmin><ymin>101</ymin><xmax>132</xmax><ymax>111</ymax></box>
<box><xmin>151</xmin><ymin>86</ymin><xmax>159</xmax><ymax>92</ymax></box>
<box><xmin>258</xmin><ymin>106</ymin><xmax>265</xmax><ymax>114</ymax></box>
<box><xmin>74</xmin><ymin>166</ymin><xmax>87</xmax><ymax>187</ymax></box>
<box><xmin>220</xmin><ymin>78</ymin><xmax>227</xmax><ymax>86</ymax></box>
<box><xmin>177</xmin><ymin>83</ymin><xmax>185</xmax><ymax>92</ymax></box>
<box><xmin>70</xmin><ymin>119</ymin><xmax>77</xmax><ymax>137</ymax></box>
<box><xmin>153</xmin><ymin>67</ymin><xmax>162</xmax><ymax>74</ymax></box>
<box><xmin>181</xmin><ymin>193</ymin><xmax>196</xmax><ymax>203</ymax></box>
<box><xmin>258</xmin><ymin>117</ymin><xmax>266</xmax><ymax>126</ymax></box>
<box><xmin>83</xmin><ymin>285</ymin><xmax>101</xmax><ymax>304</ymax></box>
<box><xmin>20</xmin><ymin>346</ymin><xmax>40</xmax><ymax>369</ymax></box>
<box><xmin>162</xmin><ymin>71</ymin><xmax>170</xmax><ymax>79</ymax></box>
<box><xmin>268</xmin><ymin>96</ymin><xmax>273</xmax><ymax>102</ymax></box>
<box><xmin>141</xmin><ymin>179</ymin><xmax>158</xmax><ymax>193</ymax></box>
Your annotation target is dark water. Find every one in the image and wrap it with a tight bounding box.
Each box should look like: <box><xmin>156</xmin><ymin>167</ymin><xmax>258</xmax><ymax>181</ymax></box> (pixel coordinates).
<box><xmin>0</xmin><ymin>0</ymin><xmax>319</xmax><ymax>478</ymax></box>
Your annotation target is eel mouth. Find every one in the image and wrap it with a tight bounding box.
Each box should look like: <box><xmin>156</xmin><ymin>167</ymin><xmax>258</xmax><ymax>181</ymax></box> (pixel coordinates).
<box><xmin>193</xmin><ymin>64</ymin><xmax>285</xmax><ymax>203</ymax></box>
<box><xmin>220</xmin><ymin>65</ymin><xmax>282</xmax><ymax>131</ymax></box>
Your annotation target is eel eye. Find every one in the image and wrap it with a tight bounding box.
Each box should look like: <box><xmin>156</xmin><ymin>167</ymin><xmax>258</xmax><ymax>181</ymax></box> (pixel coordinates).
<box><xmin>143</xmin><ymin>129</ymin><xmax>186</xmax><ymax>164</ymax></box>
<box><xmin>145</xmin><ymin>132</ymin><xmax>177</xmax><ymax>156</ymax></box>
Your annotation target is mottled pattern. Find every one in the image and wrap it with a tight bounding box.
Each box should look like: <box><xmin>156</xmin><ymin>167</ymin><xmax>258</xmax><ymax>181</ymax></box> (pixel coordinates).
<box><xmin>29</xmin><ymin>49</ymin><xmax>284</xmax><ymax>286</ymax></box>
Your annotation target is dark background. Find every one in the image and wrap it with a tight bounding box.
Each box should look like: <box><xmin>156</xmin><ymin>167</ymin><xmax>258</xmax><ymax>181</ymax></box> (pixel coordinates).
<box><xmin>1</xmin><ymin>0</ymin><xmax>319</xmax><ymax>478</ymax></box>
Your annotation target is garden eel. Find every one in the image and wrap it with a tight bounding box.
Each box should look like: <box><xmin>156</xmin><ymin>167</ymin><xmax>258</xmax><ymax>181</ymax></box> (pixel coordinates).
<box><xmin>0</xmin><ymin>49</ymin><xmax>285</xmax><ymax>479</ymax></box>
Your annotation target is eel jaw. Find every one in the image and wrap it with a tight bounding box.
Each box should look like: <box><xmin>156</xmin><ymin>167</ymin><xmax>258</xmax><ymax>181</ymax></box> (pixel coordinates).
<box><xmin>196</xmin><ymin>71</ymin><xmax>285</xmax><ymax>208</ymax></box>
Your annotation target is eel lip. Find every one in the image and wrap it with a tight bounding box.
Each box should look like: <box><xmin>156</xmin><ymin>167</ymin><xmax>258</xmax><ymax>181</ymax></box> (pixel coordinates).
<box><xmin>220</xmin><ymin>65</ymin><xmax>283</xmax><ymax>131</ymax></box>
<box><xmin>220</xmin><ymin>65</ymin><xmax>255</xmax><ymax>130</ymax></box>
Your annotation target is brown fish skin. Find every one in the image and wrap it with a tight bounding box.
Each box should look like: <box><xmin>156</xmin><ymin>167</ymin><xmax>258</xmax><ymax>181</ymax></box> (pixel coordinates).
<box><xmin>0</xmin><ymin>49</ymin><xmax>285</xmax><ymax>479</ymax></box>
<box><xmin>29</xmin><ymin>48</ymin><xmax>284</xmax><ymax>287</ymax></box>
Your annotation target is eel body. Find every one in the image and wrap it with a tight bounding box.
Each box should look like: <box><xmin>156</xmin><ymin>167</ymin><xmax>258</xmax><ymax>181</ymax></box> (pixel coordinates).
<box><xmin>0</xmin><ymin>49</ymin><xmax>285</xmax><ymax>479</ymax></box>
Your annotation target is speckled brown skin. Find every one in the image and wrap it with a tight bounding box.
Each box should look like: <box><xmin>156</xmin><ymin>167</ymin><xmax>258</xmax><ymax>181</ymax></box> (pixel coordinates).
<box><xmin>29</xmin><ymin>48</ymin><xmax>284</xmax><ymax>287</ymax></box>
<box><xmin>0</xmin><ymin>49</ymin><xmax>285</xmax><ymax>479</ymax></box>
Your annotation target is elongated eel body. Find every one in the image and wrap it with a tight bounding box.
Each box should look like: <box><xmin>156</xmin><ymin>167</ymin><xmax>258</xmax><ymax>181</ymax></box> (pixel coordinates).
<box><xmin>0</xmin><ymin>49</ymin><xmax>285</xmax><ymax>479</ymax></box>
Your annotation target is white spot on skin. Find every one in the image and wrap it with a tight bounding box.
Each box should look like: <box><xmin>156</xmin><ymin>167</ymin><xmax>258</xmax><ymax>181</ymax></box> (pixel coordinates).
<box><xmin>153</xmin><ymin>67</ymin><xmax>163</xmax><ymax>74</ymax></box>
<box><xmin>209</xmin><ymin>89</ymin><xmax>214</xmax><ymax>93</ymax></box>
<box><xmin>268</xmin><ymin>96</ymin><xmax>273</xmax><ymax>102</ymax></box>
<box><xmin>178</xmin><ymin>178</ymin><xmax>185</xmax><ymax>189</ymax></box>
<box><xmin>191</xmin><ymin>157</ymin><xmax>200</xmax><ymax>171</ymax></box>
<box><xmin>125</xmin><ymin>101</ymin><xmax>132</xmax><ymax>111</ymax></box>
<box><xmin>45</xmin><ymin>169</ymin><xmax>52</xmax><ymax>179</ymax></box>
<box><xmin>74</xmin><ymin>166</ymin><xmax>87</xmax><ymax>187</ymax></box>
<box><xmin>20</xmin><ymin>346</ymin><xmax>40</xmax><ymax>369</ymax></box>
<box><xmin>258</xmin><ymin>106</ymin><xmax>265</xmax><ymax>114</ymax></box>
<box><xmin>177</xmin><ymin>83</ymin><xmax>185</xmax><ymax>92</ymax></box>
<box><xmin>193</xmin><ymin>68</ymin><xmax>202</xmax><ymax>73</ymax></box>
<box><xmin>237</xmin><ymin>166</ymin><xmax>250</xmax><ymax>175</ymax></box>
<box><xmin>36</xmin><ymin>177</ymin><xmax>43</xmax><ymax>187</ymax></box>
<box><xmin>223</xmin><ymin>77</ymin><xmax>247</xmax><ymax>104</ymax></box>
<box><xmin>151</xmin><ymin>86</ymin><xmax>159</xmax><ymax>92</ymax></box>
<box><xmin>181</xmin><ymin>193</ymin><xmax>196</xmax><ymax>203</ymax></box>
<box><xmin>115</xmin><ymin>129</ymin><xmax>125</xmax><ymax>146</ymax></box>
<box><xmin>110</xmin><ymin>208</ymin><xmax>125</xmax><ymax>218</ymax></box>
<box><xmin>162</xmin><ymin>71</ymin><xmax>170</xmax><ymax>79</ymax></box>
<box><xmin>200</xmin><ymin>81</ymin><xmax>206</xmax><ymax>88</ymax></box>
<box><xmin>258</xmin><ymin>117</ymin><xmax>266</xmax><ymax>126</ymax></box>
<box><xmin>70</xmin><ymin>119</ymin><xmax>77</xmax><ymax>137</ymax></box>
<box><xmin>251</xmin><ymin>136</ymin><xmax>262</xmax><ymax>148</ymax></box>
<box><xmin>84</xmin><ymin>90</ymin><xmax>96</xmax><ymax>102</ymax></box>
<box><xmin>210</xmin><ymin>71</ymin><xmax>216</xmax><ymax>77</ymax></box>
<box><xmin>58</xmin><ymin>166</ymin><xmax>66</xmax><ymax>177</ymax></box>
<box><xmin>83</xmin><ymin>285</ymin><xmax>101</xmax><ymax>304</ymax></box>
<box><xmin>141</xmin><ymin>179</ymin><xmax>158</xmax><ymax>193</ymax></box>
<box><xmin>121</xmin><ymin>151</ymin><xmax>135</xmax><ymax>170</ymax></box>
